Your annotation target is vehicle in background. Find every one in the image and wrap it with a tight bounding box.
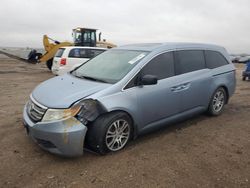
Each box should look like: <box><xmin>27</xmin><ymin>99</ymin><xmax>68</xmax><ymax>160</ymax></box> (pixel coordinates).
<box><xmin>27</xmin><ymin>27</ymin><xmax>116</xmax><ymax>70</ymax></box>
<box><xmin>51</xmin><ymin>47</ymin><xmax>106</xmax><ymax>75</ymax></box>
<box><xmin>238</xmin><ymin>56</ymin><xmax>250</xmax><ymax>64</ymax></box>
<box><xmin>242</xmin><ymin>60</ymin><xmax>250</xmax><ymax>80</ymax></box>
<box><xmin>23</xmin><ymin>43</ymin><xmax>236</xmax><ymax>157</ymax></box>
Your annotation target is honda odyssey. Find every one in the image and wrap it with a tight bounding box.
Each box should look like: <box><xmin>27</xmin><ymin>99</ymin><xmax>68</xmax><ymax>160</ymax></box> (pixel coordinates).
<box><xmin>23</xmin><ymin>43</ymin><xmax>236</xmax><ymax>157</ymax></box>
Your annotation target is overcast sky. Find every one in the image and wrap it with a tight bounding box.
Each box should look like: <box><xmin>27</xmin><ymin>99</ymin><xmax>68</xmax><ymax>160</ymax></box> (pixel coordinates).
<box><xmin>0</xmin><ymin>0</ymin><xmax>249</xmax><ymax>53</ymax></box>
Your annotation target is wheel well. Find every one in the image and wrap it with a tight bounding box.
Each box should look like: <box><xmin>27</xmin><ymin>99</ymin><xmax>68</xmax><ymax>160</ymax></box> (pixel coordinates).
<box><xmin>107</xmin><ymin>110</ymin><xmax>137</xmax><ymax>139</ymax></box>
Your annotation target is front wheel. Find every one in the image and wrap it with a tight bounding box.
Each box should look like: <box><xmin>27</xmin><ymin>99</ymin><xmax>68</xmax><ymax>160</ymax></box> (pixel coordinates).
<box><xmin>86</xmin><ymin>112</ymin><xmax>132</xmax><ymax>154</ymax></box>
<box><xmin>207</xmin><ymin>87</ymin><xmax>227</xmax><ymax>116</ymax></box>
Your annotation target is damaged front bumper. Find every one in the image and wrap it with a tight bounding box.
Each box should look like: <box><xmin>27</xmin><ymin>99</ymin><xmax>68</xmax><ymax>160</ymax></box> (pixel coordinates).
<box><xmin>23</xmin><ymin>105</ymin><xmax>87</xmax><ymax>157</ymax></box>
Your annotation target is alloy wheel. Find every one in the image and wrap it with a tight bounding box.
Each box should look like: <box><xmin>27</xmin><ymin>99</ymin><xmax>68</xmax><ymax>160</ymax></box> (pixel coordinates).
<box><xmin>105</xmin><ymin>119</ymin><xmax>130</xmax><ymax>151</ymax></box>
<box><xmin>212</xmin><ymin>90</ymin><xmax>225</xmax><ymax>112</ymax></box>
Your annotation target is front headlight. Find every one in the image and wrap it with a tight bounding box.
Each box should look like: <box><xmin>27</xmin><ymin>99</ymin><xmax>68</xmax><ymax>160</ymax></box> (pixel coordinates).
<box><xmin>42</xmin><ymin>105</ymin><xmax>81</xmax><ymax>122</ymax></box>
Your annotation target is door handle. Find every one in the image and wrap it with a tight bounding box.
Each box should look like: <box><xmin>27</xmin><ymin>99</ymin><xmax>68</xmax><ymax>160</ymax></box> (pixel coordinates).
<box><xmin>171</xmin><ymin>82</ymin><xmax>190</xmax><ymax>92</ymax></box>
<box><xmin>182</xmin><ymin>82</ymin><xmax>190</xmax><ymax>89</ymax></box>
<box><xmin>171</xmin><ymin>86</ymin><xmax>184</xmax><ymax>91</ymax></box>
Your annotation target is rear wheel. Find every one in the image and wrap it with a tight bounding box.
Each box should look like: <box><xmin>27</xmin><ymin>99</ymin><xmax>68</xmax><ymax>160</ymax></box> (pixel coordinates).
<box><xmin>86</xmin><ymin>112</ymin><xmax>132</xmax><ymax>154</ymax></box>
<box><xmin>46</xmin><ymin>59</ymin><xmax>53</xmax><ymax>70</ymax></box>
<box><xmin>242</xmin><ymin>76</ymin><xmax>246</xmax><ymax>81</ymax></box>
<box><xmin>207</xmin><ymin>87</ymin><xmax>227</xmax><ymax>116</ymax></box>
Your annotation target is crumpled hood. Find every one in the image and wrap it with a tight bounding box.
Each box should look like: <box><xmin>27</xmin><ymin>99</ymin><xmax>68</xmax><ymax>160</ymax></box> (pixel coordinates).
<box><xmin>32</xmin><ymin>74</ymin><xmax>111</xmax><ymax>108</ymax></box>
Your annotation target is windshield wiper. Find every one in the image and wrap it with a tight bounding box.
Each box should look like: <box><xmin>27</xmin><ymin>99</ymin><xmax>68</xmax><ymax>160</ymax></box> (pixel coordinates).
<box><xmin>71</xmin><ymin>71</ymin><xmax>109</xmax><ymax>83</ymax></box>
<box><xmin>78</xmin><ymin>75</ymin><xmax>108</xmax><ymax>83</ymax></box>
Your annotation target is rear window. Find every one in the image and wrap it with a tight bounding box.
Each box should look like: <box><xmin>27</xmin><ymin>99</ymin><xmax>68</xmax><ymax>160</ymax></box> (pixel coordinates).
<box><xmin>55</xmin><ymin>48</ymin><xmax>65</xmax><ymax>57</ymax></box>
<box><xmin>175</xmin><ymin>50</ymin><xmax>206</xmax><ymax>74</ymax></box>
<box><xmin>68</xmin><ymin>48</ymin><xmax>105</xmax><ymax>58</ymax></box>
<box><xmin>205</xmin><ymin>50</ymin><xmax>229</xmax><ymax>69</ymax></box>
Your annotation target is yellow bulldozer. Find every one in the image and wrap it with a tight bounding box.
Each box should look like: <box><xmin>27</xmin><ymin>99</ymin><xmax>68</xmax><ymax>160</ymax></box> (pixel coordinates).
<box><xmin>28</xmin><ymin>27</ymin><xmax>116</xmax><ymax>70</ymax></box>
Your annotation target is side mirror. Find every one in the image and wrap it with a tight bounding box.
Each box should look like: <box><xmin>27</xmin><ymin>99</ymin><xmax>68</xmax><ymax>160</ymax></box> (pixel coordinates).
<box><xmin>141</xmin><ymin>75</ymin><xmax>158</xmax><ymax>85</ymax></box>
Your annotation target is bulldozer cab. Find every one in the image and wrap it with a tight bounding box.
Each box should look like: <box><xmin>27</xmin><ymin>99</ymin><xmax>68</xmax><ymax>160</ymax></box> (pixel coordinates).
<box><xmin>72</xmin><ymin>28</ymin><xmax>97</xmax><ymax>47</ymax></box>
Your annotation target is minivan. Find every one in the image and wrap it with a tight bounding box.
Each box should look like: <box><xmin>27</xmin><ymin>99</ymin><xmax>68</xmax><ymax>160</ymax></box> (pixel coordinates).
<box><xmin>52</xmin><ymin>46</ymin><xmax>106</xmax><ymax>75</ymax></box>
<box><xmin>23</xmin><ymin>43</ymin><xmax>236</xmax><ymax>157</ymax></box>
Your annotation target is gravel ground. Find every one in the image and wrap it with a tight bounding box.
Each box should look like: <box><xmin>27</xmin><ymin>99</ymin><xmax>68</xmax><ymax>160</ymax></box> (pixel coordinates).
<box><xmin>0</xmin><ymin>54</ymin><xmax>249</xmax><ymax>188</ymax></box>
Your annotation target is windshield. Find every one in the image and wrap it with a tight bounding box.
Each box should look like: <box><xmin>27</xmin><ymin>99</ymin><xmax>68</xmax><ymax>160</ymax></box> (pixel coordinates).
<box><xmin>71</xmin><ymin>50</ymin><xmax>148</xmax><ymax>83</ymax></box>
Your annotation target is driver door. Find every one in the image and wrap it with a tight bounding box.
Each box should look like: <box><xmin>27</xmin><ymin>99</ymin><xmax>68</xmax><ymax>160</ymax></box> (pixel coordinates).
<box><xmin>135</xmin><ymin>52</ymin><xmax>181</xmax><ymax>131</ymax></box>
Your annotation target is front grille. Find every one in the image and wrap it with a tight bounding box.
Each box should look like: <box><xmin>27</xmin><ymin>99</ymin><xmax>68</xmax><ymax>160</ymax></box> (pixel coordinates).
<box><xmin>26</xmin><ymin>99</ymin><xmax>47</xmax><ymax>122</ymax></box>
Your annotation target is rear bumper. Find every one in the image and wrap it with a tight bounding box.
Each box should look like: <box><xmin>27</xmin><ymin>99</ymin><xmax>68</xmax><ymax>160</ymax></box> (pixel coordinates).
<box><xmin>23</xmin><ymin>105</ymin><xmax>87</xmax><ymax>157</ymax></box>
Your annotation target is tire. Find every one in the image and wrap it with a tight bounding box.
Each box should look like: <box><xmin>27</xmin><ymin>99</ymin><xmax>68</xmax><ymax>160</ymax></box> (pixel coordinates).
<box><xmin>27</xmin><ymin>52</ymin><xmax>42</xmax><ymax>63</ymax></box>
<box><xmin>242</xmin><ymin>76</ymin><xmax>246</xmax><ymax>81</ymax></box>
<box><xmin>46</xmin><ymin>59</ymin><xmax>53</xmax><ymax>70</ymax></box>
<box><xmin>85</xmin><ymin>112</ymin><xmax>132</xmax><ymax>154</ymax></box>
<box><xmin>36</xmin><ymin>53</ymin><xmax>42</xmax><ymax>60</ymax></box>
<box><xmin>207</xmin><ymin>87</ymin><xmax>227</xmax><ymax>116</ymax></box>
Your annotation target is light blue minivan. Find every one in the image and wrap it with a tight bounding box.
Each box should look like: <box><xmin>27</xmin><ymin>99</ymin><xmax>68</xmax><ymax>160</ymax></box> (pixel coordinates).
<box><xmin>23</xmin><ymin>43</ymin><xmax>236</xmax><ymax>157</ymax></box>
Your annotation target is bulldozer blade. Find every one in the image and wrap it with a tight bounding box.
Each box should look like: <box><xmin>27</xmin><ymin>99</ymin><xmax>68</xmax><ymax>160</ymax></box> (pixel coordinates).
<box><xmin>0</xmin><ymin>50</ymin><xmax>37</xmax><ymax>64</ymax></box>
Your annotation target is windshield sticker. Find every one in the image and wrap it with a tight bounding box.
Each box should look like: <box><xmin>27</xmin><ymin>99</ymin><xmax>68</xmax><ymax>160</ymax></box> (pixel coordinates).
<box><xmin>128</xmin><ymin>53</ymin><xmax>146</xmax><ymax>64</ymax></box>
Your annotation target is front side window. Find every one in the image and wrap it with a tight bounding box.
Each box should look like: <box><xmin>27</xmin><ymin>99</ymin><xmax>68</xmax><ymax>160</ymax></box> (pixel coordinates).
<box><xmin>68</xmin><ymin>49</ymin><xmax>105</xmax><ymax>58</ymax></box>
<box><xmin>124</xmin><ymin>52</ymin><xmax>175</xmax><ymax>89</ymax></box>
<box><xmin>205</xmin><ymin>50</ymin><xmax>229</xmax><ymax>69</ymax></box>
<box><xmin>141</xmin><ymin>52</ymin><xmax>175</xmax><ymax>79</ymax></box>
<box><xmin>175</xmin><ymin>50</ymin><xmax>206</xmax><ymax>74</ymax></box>
<box><xmin>72</xmin><ymin>50</ymin><xmax>148</xmax><ymax>83</ymax></box>
<box><xmin>88</xmin><ymin>49</ymin><xmax>105</xmax><ymax>58</ymax></box>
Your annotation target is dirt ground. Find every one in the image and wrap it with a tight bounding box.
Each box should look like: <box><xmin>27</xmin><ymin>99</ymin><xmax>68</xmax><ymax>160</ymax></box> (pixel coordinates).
<box><xmin>0</xmin><ymin>54</ymin><xmax>249</xmax><ymax>188</ymax></box>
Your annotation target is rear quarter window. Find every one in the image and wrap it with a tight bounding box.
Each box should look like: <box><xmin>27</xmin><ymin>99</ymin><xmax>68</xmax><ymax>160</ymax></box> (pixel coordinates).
<box><xmin>205</xmin><ymin>50</ymin><xmax>229</xmax><ymax>69</ymax></box>
<box><xmin>175</xmin><ymin>50</ymin><xmax>206</xmax><ymax>74</ymax></box>
<box><xmin>55</xmin><ymin>48</ymin><xmax>65</xmax><ymax>57</ymax></box>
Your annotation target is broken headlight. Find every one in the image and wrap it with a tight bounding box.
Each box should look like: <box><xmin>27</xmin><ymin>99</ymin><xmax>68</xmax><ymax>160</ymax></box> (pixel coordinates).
<box><xmin>76</xmin><ymin>99</ymin><xmax>106</xmax><ymax>123</ymax></box>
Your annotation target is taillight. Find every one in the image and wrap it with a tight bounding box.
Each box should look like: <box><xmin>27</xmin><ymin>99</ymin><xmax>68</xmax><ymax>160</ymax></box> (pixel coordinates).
<box><xmin>60</xmin><ymin>58</ymin><xmax>66</xmax><ymax>66</ymax></box>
